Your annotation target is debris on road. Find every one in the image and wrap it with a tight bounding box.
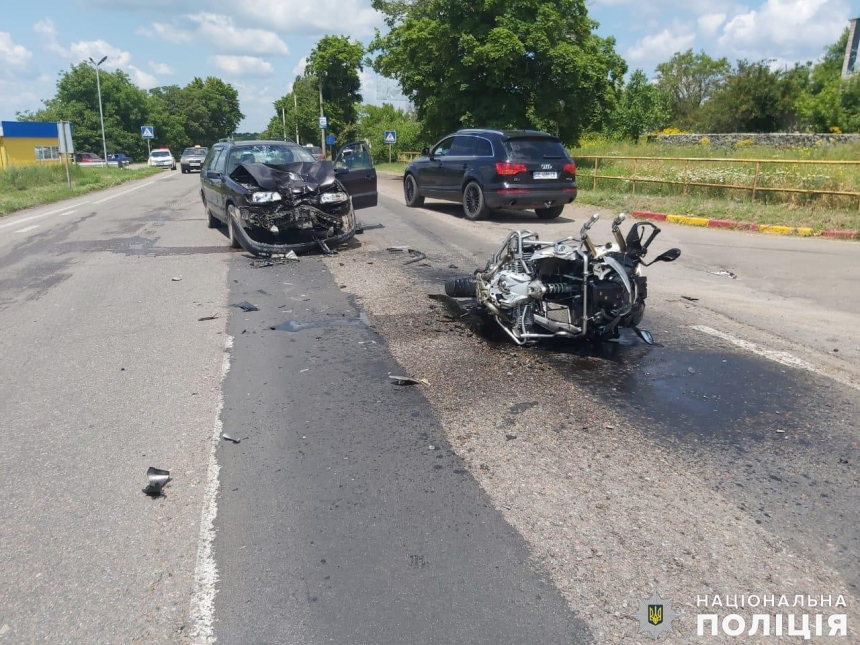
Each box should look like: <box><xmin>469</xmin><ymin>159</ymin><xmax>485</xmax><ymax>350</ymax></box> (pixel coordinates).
<box><xmin>232</xmin><ymin>301</ymin><xmax>259</xmax><ymax>312</ymax></box>
<box><xmin>389</xmin><ymin>375</ymin><xmax>430</xmax><ymax>386</ymax></box>
<box><xmin>222</xmin><ymin>434</ymin><xmax>241</xmax><ymax>444</ymax></box>
<box><xmin>708</xmin><ymin>269</ymin><xmax>738</xmax><ymax>279</ymax></box>
<box><xmin>142</xmin><ymin>467</ymin><xmax>170</xmax><ymax>497</ymax></box>
<box><xmin>172</xmin><ymin>276</ymin><xmax>183</xmax><ymax>282</ymax></box>
<box><xmin>688</xmin><ymin>367</ymin><xmax>697</xmax><ymax>374</ymax></box>
<box><xmin>506</xmin><ymin>434</ymin><xmax>518</xmax><ymax>441</ymax></box>
<box><xmin>198</xmin><ymin>314</ymin><xmax>219</xmax><ymax>321</ymax></box>
<box><xmin>250</xmin><ymin>251</ymin><xmax>300</xmax><ymax>268</ymax></box>
<box><xmin>682</xmin><ymin>296</ymin><xmax>699</xmax><ymax>302</ymax></box>
<box><xmin>388</xmin><ymin>245</ymin><xmax>427</xmax><ymax>265</ymax></box>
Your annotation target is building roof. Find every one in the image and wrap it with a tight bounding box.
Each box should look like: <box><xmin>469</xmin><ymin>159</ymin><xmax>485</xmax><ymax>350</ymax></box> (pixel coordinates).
<box><xmin>0</xmin><ymin>121</ymin><xmax>60</xmax><ymax>139</ymax></box>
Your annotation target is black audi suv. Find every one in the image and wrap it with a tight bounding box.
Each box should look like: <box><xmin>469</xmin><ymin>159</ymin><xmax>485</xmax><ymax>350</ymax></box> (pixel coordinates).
<box><xmin>403</xmin><ymin>129</ymin><xmax>577</xmax><ymax>220</ymax></box>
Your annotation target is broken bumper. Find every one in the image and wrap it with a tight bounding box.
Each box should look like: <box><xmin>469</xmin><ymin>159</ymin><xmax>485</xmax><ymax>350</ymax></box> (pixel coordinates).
<box><xmin>228</xmin><ymin>202</ymin><xmax>357</xmax><ymax>257</ymax></box>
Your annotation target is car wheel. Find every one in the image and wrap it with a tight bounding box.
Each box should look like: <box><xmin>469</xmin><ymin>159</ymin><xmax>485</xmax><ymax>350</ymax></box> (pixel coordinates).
<box><xmin>535</xmin><ymin>205</ymin><xmax>564</xmax><ymax>220</ymax></box>
<box><xmin>204</xmin><ymin>199</ymin><xmax>219</xmax><ymax>229</ymax></box>
<box><xmin>227</xmin><ymin>205</ymin><xmax>242</xmax><ymax>249</ymax></box>
<box><xmin>403</xmin><ymin>174</ymin><xmax>424</xmax><ymax>207</ymax></box>
<box><xmin>462</xmin><ymin>181</ymin><xmax>489</xmax><ymax>221</ymax></box>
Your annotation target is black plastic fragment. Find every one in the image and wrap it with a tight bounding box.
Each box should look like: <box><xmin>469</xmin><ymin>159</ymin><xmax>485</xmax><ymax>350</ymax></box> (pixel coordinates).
<box><xmin>198</xmin><ymin>315</ymin><xmax>219</xmax><ymax>321</ymax></box>
<box><xmin>142</xmin><ymin>467</ymin><xmax>170</xmax><ymax>497</ymax></box>
<box><xmin>682</xmin><ymin>296</ymin><xmax>699</xmax><ymax>302</ymax></box>
<box><xmin>232</xmin><ymin>301</ymin><xmax>259</xmax><ymax>312</ymax></box>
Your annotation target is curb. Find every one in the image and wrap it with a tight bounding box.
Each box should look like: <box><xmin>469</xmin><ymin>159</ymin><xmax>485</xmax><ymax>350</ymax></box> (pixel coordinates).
<box><xmin>630</xmin><ymin>210</ymin><xmax>857</xmax><ymax>240</ymax></box>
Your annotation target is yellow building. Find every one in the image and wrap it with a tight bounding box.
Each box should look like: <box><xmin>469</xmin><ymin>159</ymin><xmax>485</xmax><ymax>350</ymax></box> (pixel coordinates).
<box><xmin>0</xmin><ymin>121</ymin><xmax>68</xmax><ymax>169</ymax></box>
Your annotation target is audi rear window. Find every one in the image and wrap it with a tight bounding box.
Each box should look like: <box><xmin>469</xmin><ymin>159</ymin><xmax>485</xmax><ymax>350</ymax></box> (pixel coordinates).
<box><xmin>503</xmin><ymin>137</ymin><xmax>568</xmax><ymax>159</ymax></box>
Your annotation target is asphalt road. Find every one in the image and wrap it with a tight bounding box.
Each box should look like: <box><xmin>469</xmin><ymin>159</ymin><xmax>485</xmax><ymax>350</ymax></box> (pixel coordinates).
<box><xmin>0</xmin><ymin>169</ymin><xmax>857</xmax><ymax>643</ymax></box>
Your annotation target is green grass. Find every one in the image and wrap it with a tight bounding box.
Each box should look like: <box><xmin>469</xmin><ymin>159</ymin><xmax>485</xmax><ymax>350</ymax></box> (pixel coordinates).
<box><xmin>0</xmin><ymin>164</ymin><xmax>162</xmax><ymax>216</ymax></box>
<box><xmin>376</xmin><ymin>162</ymin><xmax>407</xmax><ymax>174</ymax></box>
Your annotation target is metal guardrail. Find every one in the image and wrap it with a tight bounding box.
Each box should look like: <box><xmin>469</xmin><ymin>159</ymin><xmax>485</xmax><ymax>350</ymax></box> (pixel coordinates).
<box><xmin>572</xmin><ymin>155</ymin><xmax>860</xmax><ymax>211</ymax></box>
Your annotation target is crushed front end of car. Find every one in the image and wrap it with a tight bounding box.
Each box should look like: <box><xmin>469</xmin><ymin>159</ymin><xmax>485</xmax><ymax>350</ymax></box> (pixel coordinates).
<box><xmin>228</xmin><ymin>161</ymin><xmax>357</xmax><ymax>256</ymax></box>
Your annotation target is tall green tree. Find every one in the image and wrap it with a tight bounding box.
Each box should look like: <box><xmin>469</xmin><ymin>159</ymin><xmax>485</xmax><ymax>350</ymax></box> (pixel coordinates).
<box><xmin>795</xmin><ymin>29</ymin><xmax>857</xmax><ymax>132</ymax></box>
<box><xmin>699</xmin><ymin>60</ymin><xmax>785</xmax><ymax>132</ymax></box>
<box><xmin>356</xmin><ymin>103</ymin><xmax>428</xmax><ymax>163</ymax></box>
<box><xmin>611</xmin><ymin>70</ymin><xmax>670</xmax><ymax>141</ymax></box>
<box><xmin>305</xmin><ymin>35</ymin><xmax>365</xmax><ymax>141</ymax></box>
<box><xmin>261</xmin><ymin>75</ymin><xmax>322</xmax><ymax>144</ymax></box>
<box><xmin>655</xmin><ymin>49</ymin><xmax>731</xmax><ymax>129</ymax></box>
<box><xmin>369</xmin><ymin>0</ymin><xmax>627</xmax><ymax>144</ymax></box>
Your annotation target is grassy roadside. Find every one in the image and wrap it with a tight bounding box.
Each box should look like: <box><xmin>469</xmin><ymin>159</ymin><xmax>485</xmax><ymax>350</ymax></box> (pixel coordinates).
<box><xmin>373</xmin><ymin>157</ymin><xmax>860</xmax><ymax>231</ymax></box>
<box><xmin>0</xmin><ymin>165</ymin><xmax>162</xmax><ymax>216</ymax></box>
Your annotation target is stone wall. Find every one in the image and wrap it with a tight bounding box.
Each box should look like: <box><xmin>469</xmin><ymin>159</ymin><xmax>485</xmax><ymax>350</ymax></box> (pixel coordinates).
<box><xmin>645</xmin><ymin>133</ymin><xmax>860</xmax><ymax>149</ymax></box>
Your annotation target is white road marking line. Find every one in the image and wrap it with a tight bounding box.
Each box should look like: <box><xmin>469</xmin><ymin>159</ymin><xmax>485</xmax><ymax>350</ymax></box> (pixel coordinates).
<box><xmin>188</xmin><ymin>334</ymin><xmax>232</xmax><ymax>644</ymax></box>
<box><xmin>92</xmin><ymin>177</ymin><xmax>163</xmax><ymax>204</ymax></box>
<box><xmin>15</xmin><ymin>225</ymin><xmax>40</xmax><ymax>233</ymax></box>
<box><xmin>692</xmin><ymin>325</ymin><xmax>860</xmax><ymax>392</ymax></box>
<box><xmin>0</xmin><ymin>207</ymin><xmax>80</xmax><ymax>231</ymax></box>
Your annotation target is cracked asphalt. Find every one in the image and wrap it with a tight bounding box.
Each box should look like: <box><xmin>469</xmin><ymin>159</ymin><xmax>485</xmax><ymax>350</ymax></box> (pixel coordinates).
<box><xmin>0</xmin><ymin>170</ymin><xmax>857</xmax><ymax>643</ymax></box>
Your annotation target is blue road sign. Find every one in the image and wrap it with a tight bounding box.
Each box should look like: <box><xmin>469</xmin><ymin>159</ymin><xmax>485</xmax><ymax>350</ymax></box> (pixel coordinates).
<box><xmin>326</xmin><ymin>134</ymin><xmax>336</xmax><ymax>146</ymax></box>
<box><xmin>319</xmin><ymin>116</ymin><xmax>328</xmax><ymax>129</ymax></box>
<box><xmin>384</xmin><ymin>130</ymin><xmax>397</xmax><ymax>144</ymax></box>
<box><xmin>141</xmin><ymin>125</ymin><xmax>154</xmax><ymax>139</ymax></box>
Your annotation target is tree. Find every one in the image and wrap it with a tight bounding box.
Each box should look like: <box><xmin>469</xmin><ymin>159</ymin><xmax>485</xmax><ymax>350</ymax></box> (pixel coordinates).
<box><xmin>20</xmin><ymin>62</ymin><xmax>151</xmax><ymax>158</ymax></box>
<box><xmin>305</xmin><ymin>36</ymin><xmax>365</xmax><ymax>142</ymax></box>
<box><xmin>699</xmin><ymin>60</ymin><xmax>785</xmax><ymax>132</ymax></box>
<box><xmin>356</xmin><ymin>103</ymin><xmax>428</xmax><ymax>163</ymax></box>
<box><xmin>261</xmin><ymin>75</ymin><xmax>323</xmax><ymax>144</ymax></box>
<box><xmin>369</xmin><ymin>0</ymin><xmax>627</xmax><ymax>144</ymax></box>
<box><xmin>655</xmin><ymin>49</ymin><xmax>731</xmax><ymax>129</ymax></box>
<box><xmin>611</xmin><ymin>70</ymin><xmax>670</xmax><ymax>141</ymax></box>
<box><xmin>794</xmin><ymin>29</ymin><xmax>859</xmax><ymax>132</ymax></box>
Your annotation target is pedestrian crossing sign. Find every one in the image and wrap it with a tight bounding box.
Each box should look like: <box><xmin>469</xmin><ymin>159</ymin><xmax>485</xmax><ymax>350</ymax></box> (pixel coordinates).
<box><xmin>384</xmin><ymin>130</ymin><xmax>396</xmax><ymax>144</ymax></box>
<box><xmin>141</xmin><ymin>126</ymin><xmax>154</xmax><ymax>139</ymax></box>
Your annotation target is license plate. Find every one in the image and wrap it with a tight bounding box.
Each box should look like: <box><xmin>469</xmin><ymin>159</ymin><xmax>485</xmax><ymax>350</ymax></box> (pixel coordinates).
<box><xmin>533</xmin><ymin>171</ymin><xmax>557</xmax><ymax>179</ymax></box>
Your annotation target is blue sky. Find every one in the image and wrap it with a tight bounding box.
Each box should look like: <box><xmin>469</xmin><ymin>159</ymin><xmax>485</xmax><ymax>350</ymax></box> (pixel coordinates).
<box><xmin>0</xmin><ymin>0</ymin><xmax>854</xmax><ymax>131</ymax></box>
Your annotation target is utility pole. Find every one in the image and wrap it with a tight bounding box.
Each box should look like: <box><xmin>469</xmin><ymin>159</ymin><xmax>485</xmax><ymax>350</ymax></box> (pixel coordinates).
<box><xmin>319</xmin><ymin>76</ymin><xmax>325</xmax><ymax>159</ymax></box>
<box><xmin>281</xmin><ymin>105</ymin><xmax>287</xmax><ymax>141</ymax></box>
<box><xmin>88</xmin><ymin>56</ymin><xmax>108</xmax><ymax>163</ymax></box>
<box><xmin>294</xmin><ymin>90</ymin><xmax>299</xmax><ymax>145</ymax></box>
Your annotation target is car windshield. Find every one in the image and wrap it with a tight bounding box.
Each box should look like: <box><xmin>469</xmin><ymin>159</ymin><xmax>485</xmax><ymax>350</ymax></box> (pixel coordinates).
<box><xmin>183</xmin><ymin>148</ymin><xmax>207</xmax><ymax>156</ymax></box>
<box><xmin>226</xmin><ymin>144</ymin><xmax>316</xmax><ymax>172</ymax></box>
<box><xmin>151</xmin><ymin>151</ymin><xmax>171</xmax><ymax>158</ymax></box>
<box><xmin>503</xmin><ymin>137</ymin><xmax>568</xmax><ymax>159</ymax></box>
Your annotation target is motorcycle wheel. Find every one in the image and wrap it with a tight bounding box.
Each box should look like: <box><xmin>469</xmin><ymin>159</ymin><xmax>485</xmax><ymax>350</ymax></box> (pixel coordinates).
<box><xmin>445</xmin><ymin>276</ymin><xmax>476</xmax><ymax>298</ymax></box>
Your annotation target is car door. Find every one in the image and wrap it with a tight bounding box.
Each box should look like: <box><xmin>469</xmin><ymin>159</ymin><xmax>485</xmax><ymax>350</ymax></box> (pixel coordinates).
<box><xmin>439</xmin><ymin>135</ymin><xmax>477</xmax><ymax>197</ymax></box>
<box><xmin>333</xmin><ymin>142</ymin><xmax>378</xmax><ymax>210</ymax></box>
<box><xmin>203</xmin><ymin>147</ymin><xmax>228</xmax><ymax>218</ymax></box>
<box><xmin>420</xmin><ymin>137</ymin><xmax>454</xmax><ymax>194</ymax></box>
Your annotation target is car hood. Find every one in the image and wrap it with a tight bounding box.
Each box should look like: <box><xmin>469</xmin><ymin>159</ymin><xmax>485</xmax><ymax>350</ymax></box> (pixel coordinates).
<box><xmin>229</xmin><ymin>161</ymin><xmax>337</xmax><ymax>193</ymax></box>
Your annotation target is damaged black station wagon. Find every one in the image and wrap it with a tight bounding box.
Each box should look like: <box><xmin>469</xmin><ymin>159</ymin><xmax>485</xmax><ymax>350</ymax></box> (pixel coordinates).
<box><xmin>200</xmin><ymin>140</ymin><xmax>377</xmax><ymax>255</ymax></box>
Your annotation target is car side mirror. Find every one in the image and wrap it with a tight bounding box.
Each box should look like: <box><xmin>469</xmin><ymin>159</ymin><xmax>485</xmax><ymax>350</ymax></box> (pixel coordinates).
<box><xmin>646</xmin><ymin>248</ymin><xmax>681</xmax><ymax>265</ymax></box>
<box><xmin>207</xmin><ymin>171</ymin><xmax>222</xmax><ymax>179</ymax></box>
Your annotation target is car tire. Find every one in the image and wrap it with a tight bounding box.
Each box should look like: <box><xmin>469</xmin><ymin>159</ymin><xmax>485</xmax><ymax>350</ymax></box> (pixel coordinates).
<box><xmin>204</xmin><ymin>199</ymin><xmax>219</xmax><ymax>229</ymax></box>
<box><xmin>227</xmin><ymin>205</ymin><xmax>242</xmax><ymax>249</ymax></box>
<box><xmin>462</xmin><ymin>181</ymin><xmax>489</xmax><ymax>221</ymax></box>
<box><xmin>182</xmin><ymin>166</ymin><xmax>188</xmax><ymax>174</ymax></box>
<box><xmin>404</xmin><ymin>174</ymin><xmax>424</xmax><ymax>207</ymax></box>
<box><xmin>535</xmin><ymin>206</ymin><xmax>564</xmax><ymax>220</ymax></box>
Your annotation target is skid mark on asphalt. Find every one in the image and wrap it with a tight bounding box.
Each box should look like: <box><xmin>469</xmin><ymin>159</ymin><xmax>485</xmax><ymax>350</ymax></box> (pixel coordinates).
<box><xmin>188</xmin><ymin>334</ymin><xmax>232</xmax><ymax>644</ymax></box>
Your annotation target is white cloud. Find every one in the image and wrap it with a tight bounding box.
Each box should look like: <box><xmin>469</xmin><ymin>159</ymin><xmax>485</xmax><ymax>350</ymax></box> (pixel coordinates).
<box><xmin>0</xmin><ymin>32</ymin><xmax>32</xmax><ymax>74</ymax></box>
<box><xmin>719</xmin><ymin>0</ymin><xmax>849</xmax><ymax>57</ymax></box>
<box><xmin>139</xmin><ymin>13</ymin><xmax>289</xmax><ymax>55</ymax></box>
<box><xmin>68</xmin><ymin>40</ymin><xmax>132</xmax><ymax>69</ymax></box>
<box><xmin>239</xmin><ymin>0</ymin><xmax>383</xmax><ymax>36</ymax></box>
<box><xmin>293</xmin><ymin>56</ymin><xmax>307</xmax><ymax>76</ymax></box>
<box><xmin>148</xmin><ymin>61</ymin><xmax>174</xmax><ymax>75</ymax></box>
<box><xmin>210</xmin><ymin>55</ymin><xmax>275</xmax><ymax>77</ymax></box>
<box><xmin>127</xmin><ymin>65</ymin><xmax>158</xmax><ymax>88</ymax></box>
<box><xmin>189</xmin><ymin>13</ymin><xmax>289</xmax><ymax>55</ymax></box>
<box><xmin>698</xmin><ymin>12</ymin><xmax>727</xmax><ymax>35</ymax></box>
<box><xmin>628</xmin><ymin>28</ymin><xmax>696</xmax><ymax>63</ymax></box>
<box><xmin>136</xmin><ymin>22</ymin><xmax>193</xmax><ymax>44</ymax></box>
<box><xmin>33</xmin><ymin>18</ymin><xmax>68</xmax><ymax>57</ymax></box>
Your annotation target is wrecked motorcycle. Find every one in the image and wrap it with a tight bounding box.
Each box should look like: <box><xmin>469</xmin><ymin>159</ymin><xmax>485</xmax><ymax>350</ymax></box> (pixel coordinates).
<box><xmin>445</xmin><ymin>213</ymin><xmax>680</xmax><ymax>345</ymax></box>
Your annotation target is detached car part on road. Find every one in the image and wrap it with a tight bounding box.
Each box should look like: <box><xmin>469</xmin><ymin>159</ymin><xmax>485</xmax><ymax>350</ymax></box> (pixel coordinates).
<box><xmin>404</xmin><ymin>129</ymin><xmax>578</xmax><ymax>221</ymax></box>
<box><xmin>446</xmin><ymin>213</ymin><xmax>681</xmax><ymax>345</ymax></box>
<box><xmin>200</xmin><ymin>140</ymin><xmax>377</xmax><ymax>256</ymax></box>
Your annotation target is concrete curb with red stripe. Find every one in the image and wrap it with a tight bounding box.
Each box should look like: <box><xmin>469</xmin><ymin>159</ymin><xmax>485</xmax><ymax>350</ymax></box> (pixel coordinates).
<box><xmin>630</xmin><ymin>211</ymin><xmax>859</xmax><ymax>240</ymax></box>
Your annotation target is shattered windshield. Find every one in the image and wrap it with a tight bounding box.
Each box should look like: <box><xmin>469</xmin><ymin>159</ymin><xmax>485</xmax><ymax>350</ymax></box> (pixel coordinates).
<box><xmin>226</xmin><ymin>145</ymin><xmax>316</xmax><ymax>173</ymax></box>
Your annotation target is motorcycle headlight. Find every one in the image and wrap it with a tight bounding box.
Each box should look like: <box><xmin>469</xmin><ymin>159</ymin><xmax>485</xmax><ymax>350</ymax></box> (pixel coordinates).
<box><xmin>320</xmin><ymin>191</ymin><xmax>348</xmax><ymax>204</ymax></box>
<box><xmin>249</xmin><ymin>192</ymin><xmax>282</xmax><ymax>203</ymax></box>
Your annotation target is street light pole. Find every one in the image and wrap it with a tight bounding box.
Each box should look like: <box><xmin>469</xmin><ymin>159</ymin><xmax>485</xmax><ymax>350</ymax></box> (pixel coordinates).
<box><xmin>89</xmin><ymin>56</ymin><xmax>108</xmax><ymax>163</ymax></box>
